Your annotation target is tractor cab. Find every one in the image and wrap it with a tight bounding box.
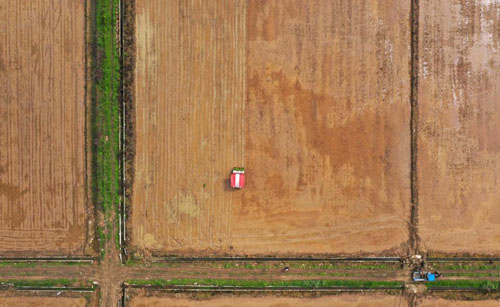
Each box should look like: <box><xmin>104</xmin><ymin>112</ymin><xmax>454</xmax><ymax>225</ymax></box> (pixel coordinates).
<box><xmin>413</xmin><ymin>269</ymin><xmax>439</xmax><ymax>282</ymax></box>
<box><xmin>230</xmin><ymin>168</ymin><xmax>245</xmax><ymax>189</ymax></box>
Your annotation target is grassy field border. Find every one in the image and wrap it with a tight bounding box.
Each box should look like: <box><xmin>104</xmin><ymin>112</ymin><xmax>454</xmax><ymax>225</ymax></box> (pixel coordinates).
<box><xmin>124</xmin><ymin>259</ymin><xmax>401</xmax><ymax>270</ymax></box>
<box><xmin>430</xmin><ymin>263</ymin><xmax>500</xmax><ymax>271</ymax></box>
<box><xmin>0</xmin><ymin>262</ymin><xmax>92</xmax><ymax>269</ymax></box>
<box><xmin>127</xmin><ymin>278</ymin><xmax>403</xmax><ymax>289</ymax></box>
<box><xmin>92</xmin><ymin>0</ymin><xmax>121</xmax><ymax>258</ymax></box>
<box><xmin>0</xmin><ymin>279</ymin><xmax>94</xmax><ymax>289</ymax></box>
<box><xmin>426</xmin><ymin>280</ymin><xmax>500</xmax><ymax>291</ymax></box>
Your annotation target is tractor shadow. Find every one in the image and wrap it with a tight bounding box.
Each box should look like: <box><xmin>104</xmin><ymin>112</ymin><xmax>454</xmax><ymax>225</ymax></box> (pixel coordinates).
<box><xmin>223</xmin><ymin>177</ymin><xmax>233</xmax><ymax>192</ymax></box>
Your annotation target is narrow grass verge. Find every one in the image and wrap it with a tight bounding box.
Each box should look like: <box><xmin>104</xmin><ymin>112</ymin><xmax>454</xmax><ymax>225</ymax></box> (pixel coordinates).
<box><xmin>444</xmin><ymin>272</ymin><xmax>500</xmax><ymax>278</ymax></box>
<box><xmin>147</xmin><ymin>262</ymin><xmax>399</xmax><ymax>271</ymax></box>
<box><xmin>431</xmin><ymin>264</ymin><xmax>500</xmax><ymax>271</ymax></box>
<box><xmin>0</xmin><ymin>262</ymin><xmax>92</xmax><ymax>268</ymax></box>
<box><xmin>0</xmin><ymin>279</ymin><xmax>93</xmax><ymax>288</ymax></box>
<box><xmin>427</xmin><ymin>280</ymin><xmax>500</xmax><ymax>291</ymax></box>
<box><xmin>128</xmin><ymin>278</ymin><xmax>403</xmax><ymax>289</ymax></box>
<box><xmin>92</xmin><ymin>0</ymin><xmax>121</xmax><ymax>258</ymax></box>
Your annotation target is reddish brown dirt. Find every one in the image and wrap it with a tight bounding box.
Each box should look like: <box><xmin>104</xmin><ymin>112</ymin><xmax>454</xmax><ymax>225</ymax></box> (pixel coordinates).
<box><xmin>0</xmin><ymin>1</ymin><xmax>90</xmax><ymax>255</ymax></box>
<box><xmin>0</xmin><ymin>296</ymin><xmax>87</xmax><ymax>307</ymax></box>
<box><xmin>418</xmin><ymin>0</ymin><xmax>500</xmax><ymax>254</ymax></box>
<box><xmin>131</xmin><ymin>0</ymin><xmax>246</xmax><ymax>254</ymax></box>
<box><xmin>131</xmin><ymin>0</ymin><xmax>411</xmax><ymax>257</ymax></box>
<box><xmin>129</xmin><ymin>293</ymin><xmax>405</xmax><ymax>307</ymax></box>
<box><xmin>419</xmin><ymin>297</ymin><xmax>500</xmax><ymax>307</ymax></box>
<box><xmin>232</xmin><ymin>0</ymin><xmax>411</xmax><ymax>256</ymax></box>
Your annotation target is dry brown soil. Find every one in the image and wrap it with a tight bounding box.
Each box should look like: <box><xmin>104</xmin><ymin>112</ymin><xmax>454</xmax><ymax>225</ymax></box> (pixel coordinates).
<box><xmin>131</xmin><ymin>0</ymin><xmax>246</xmax><ymax>254</ymax></box>
<box><xmin>418</xmin><ymin>0</ymin><xmax>500</xmax><ymax>254</ymax></box>
<box><xmin>232</xmin><ymin>0</ymin><xmax>410</xmax><ymax>256</ymax></box>
<box><xmin>419</xmin><ymin>297</ymin><xmax>500</xmax><ymax>307</ymax></box>
<box><xmin>0</xmin><ymin>1</ymin><xmax>89</xmax><ymax>255</ymax></box>
<box><xmin>131</xmin><ymin>0</ymin><xmax>411</xmax><ymax>257</ymax></box>
<box><xmin>0</xmin><ymin>295</ymin><xmax>86</xmax><ymax>307</ymax></box>
<box><xmin>129</xmin><ymin>293</ymin><xmax>405</xmax><ymax>307</ymax></box>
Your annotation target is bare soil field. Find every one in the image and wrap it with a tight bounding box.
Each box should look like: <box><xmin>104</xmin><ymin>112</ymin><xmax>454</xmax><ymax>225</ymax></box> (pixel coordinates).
<box><xmin>0</xmin><ymin>0</ymin><xmax>90</xmax><ymax>255</ymax></box>
<box><xmin>418</xmin><ymin>0</ymin><xmax>500</xmax><ymax>254</ymax></box>
<box><xmin>131</xmin><ymin>0</ymin><xmax>246</xmax><ymax>254</ymax></box>
<box><xmin>419</xmin><ymin>297</ymin><xmax>500</xmax><ymax>307</ymax></box>
<box><xmin>232</xmin><ymin>0</ymin><xmax>410</xmax><ymax>256</ymax></box>
<box><xmin>131</xmin><ymin>0</ymin><xmax>411</xmax><ymax>256</ymax></box>
<box><xmin>129</xmin><ymin>293</ymin><xmax>404</xmax><ymax>307</ymax></box>
<box><xmin>0</xmin><ymin>293</ymin><xmax>88</xmax><ymax>307</ymax></box>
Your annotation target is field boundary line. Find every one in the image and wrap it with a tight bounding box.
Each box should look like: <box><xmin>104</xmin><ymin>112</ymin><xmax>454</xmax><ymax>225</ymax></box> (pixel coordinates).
<box><xmin>409</xmin><ymin>0</ymin><xmax>420</xmax><ymax>255</ymax></box>
<box><xmin>126</xmin><ymin>286</ymin><xmax>404</xmax><ymax>292</ymax></box>
<box><xmin>0</xmin><ymin>257</ymin><xmax>94</xmax><ymax>263</ymax></box>
<box><xmin>150</xmin><ymin>257</ymin><xmax>402</xmax><ymax>262</ymax></box>
<box><xmin>428</xmin><ymin>258</ymin><xmax>500</xmax><ymax>262</ymax></box>
<box><xmin>120</xmin><ymin>0</ymin><xmax>136</xmax><ymax>263</ymax></box>
<box><xmin>8</xmin><ymin>287</ymin><xmax>95</xmax><ymax>293</ymax></box>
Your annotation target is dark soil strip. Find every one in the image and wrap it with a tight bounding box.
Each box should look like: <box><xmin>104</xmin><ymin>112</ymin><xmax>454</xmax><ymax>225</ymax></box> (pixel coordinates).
<box><xmin>428</xmin><ymin>258</ymin><xmax>500</xmax><ymax>262</ymax></box>
<box><xmin>153</xmin><ymin>257</ymin><xmax>402</xmax><ymax>262</ymax></box>
<box><xmin>409</xmin><ymin>0</ymin><xmax>420</xmax><ymax>256</ymax></box>
<box><xmin>121</xmin><ymin>0</ymin><xmax>135</xmax><ymax>260</ymax></box>
<box><xmin>83</xmin><ymin>0</ymin><xmax>93</xmax><ymax>256</ymax></box>
<box><xmin>128</xmin><ymin>286</ymin><xmax>403</xmax><ymax>292</ymax></box>
<box><xmin>13</xmin><ymin>287</ymin><xmax>95</xmax><ymax>292</ymax></box>
<box><xmin>0</xmin><ymin>257</ymin><xmax>93</xmax><ymax>262</ymax></box>
<box><xmin>121</xmin><ymin>283</ymin><xmax>127</xmax><ymax>307</ymax></box>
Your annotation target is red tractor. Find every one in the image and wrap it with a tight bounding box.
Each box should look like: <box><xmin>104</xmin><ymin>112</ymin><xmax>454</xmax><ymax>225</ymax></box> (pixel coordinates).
<box><xmin>230</xmin><ymin>168</ymin><xmax>245</xmax><ymax>189</ymax></box>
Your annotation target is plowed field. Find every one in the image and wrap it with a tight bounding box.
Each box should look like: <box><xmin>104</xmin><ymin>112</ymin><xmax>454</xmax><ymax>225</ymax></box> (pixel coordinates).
<box><xmin>0</xmin><ymin>297</ymin><xmax>87</xmax><ymax>307</ymax></box>
<box><xmin>419</xmin><ymin>298</ymin><xmax>500</xmax><ymax>307</ymax></box>
<box><xmin>232</xmin><ymin>0</ymin><xmax>411</xmax><ymax>256</ymax></box>
<box><xmin>129</xmin><ymin>293</ymin><xmax>404</xmax><ymax>307</ymax></box>
<box><xmin>131</xmin><ymin>0</ymin><xmax>411</xmax><ymax>256</ymax></box>
<box><xmin>131</xmin><ymin>0</ymin><xmax>246</xmax><ymax>254</ymax></box>
<box><xmin>0</xmin><ymin>0</ymin><xmax>89</xmax><ymax>255</ymax></box>
<box><xmin>0</xmin><ymin>292</ymin><xmax>88</xmax><ymax>307</ymax></box>
<box><xmin>418</xmin><ymin>0</ymin><xmax>500</xmax><ymax>254</ymax></box>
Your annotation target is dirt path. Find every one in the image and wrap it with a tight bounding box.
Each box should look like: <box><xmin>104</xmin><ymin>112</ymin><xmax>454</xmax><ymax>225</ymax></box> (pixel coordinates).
<box><xmin>1</xmin><ymin>262</ymin><xmax>499</xmax><ymax>287</ymax></box>
<box><xmin>1</xmin><ymin>259</ymin><xmax>499</xmax><ymax>306</ymax></box>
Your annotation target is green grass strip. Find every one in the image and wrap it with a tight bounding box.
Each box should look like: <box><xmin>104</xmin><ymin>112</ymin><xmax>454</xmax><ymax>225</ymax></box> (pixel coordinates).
<box><xmin>288</xmin><ymin>263</ymin><xmax>398</xmax><ymax>270</ymax></box>
<box><xmin>128</xmin><ymin>278</ymin><xmax>403</xmax><ymax>289</ymax></box>
<box><xmin>445</xmin><ymin>272</ymin><xmax>500</xmax><ymax>278</ymax></box>
<box><xmin>0</xmin><ymin>262</ymin><xmax>37</xmax><ymax>268</ymax></box>
<box><xmin>149</xmin><ymin>262</ymin><xmax>399</xmax><ymax>271</ymax></box>
<box><xmin>0</xmin><ymin>279</ymin><xmax>78</xmax><ymax>288</ymax></box>
<box><xmin>93</xmin><ymin>0</ymin><xmax>121</xmax><ymax>252</ymax></box>
<box><xmin>427</xmin><ymin>280</ymin><xmax>500</xmax><ymax>290</ymax></box>
<box><xmin>96</xmin><ymin>225</ymin><xmax>106</xmax><ymax>259</ymax></box>
<box><xmin>0</xmin><ymin>262</ymin><xmax>91</xmax><ymax>268</ymax></box>
<box><xmin>431</xmin><ymin>264</ymin><xmax>500</xmax><ymax>271</ymax></box>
